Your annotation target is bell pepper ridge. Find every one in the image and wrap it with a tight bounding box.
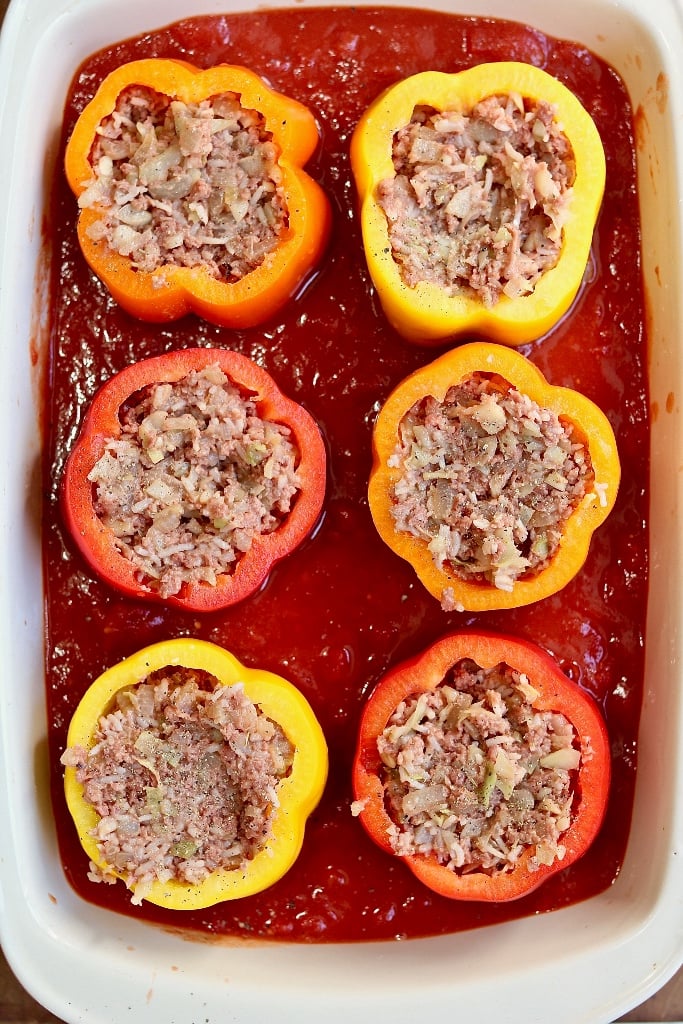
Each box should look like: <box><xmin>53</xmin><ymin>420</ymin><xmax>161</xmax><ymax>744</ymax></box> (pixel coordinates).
<box><xmin>61</xmin><ymin>348</ymin><xmax>327</xmax><ymax>612</ymax></box>
<box><xmin>367</xmin><ymin>341</ymin><xmax>620</xmax><ymax>611</ymax></box>
<box><xmin>63</xmin><ymin>637</ymin><xmax>329</xmax><ymax>909</ymax></box>
<box><xmin>350</xmin><ymin>62</ymin><xmax>606</xmax><ymax>346</ymax></box>
<box><xmin>64</xmin><ymin>58</ymin><xmax>332</xmax><ymax>327</ymax></box>
<box><xmin>352</xmin><ymin>629</ymin><xmax>611</xmax><ymax>902</ymax></box>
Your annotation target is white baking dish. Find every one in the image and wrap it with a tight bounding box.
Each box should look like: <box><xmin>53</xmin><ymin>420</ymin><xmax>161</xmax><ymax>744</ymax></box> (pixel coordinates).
<box><xmin>0</xmin><ymin>0</ymin><xmax>681</xmax><ymax>1021</ymax></box>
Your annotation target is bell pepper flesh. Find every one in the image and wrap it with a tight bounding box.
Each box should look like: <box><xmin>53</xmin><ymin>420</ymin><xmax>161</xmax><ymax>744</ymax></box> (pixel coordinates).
<box><xmin>352</xmin><ymin>629</ymin><xmax>611</xmax><ymax>902</ymax></box>
<box><xmin>368</xmin><ymin>341</ymin><xmax>620</xmax><ymax>611</ymax></box>
<box><xmin>64</xmin><ymin>58</ymin><xmax>332</xmax><ymax>327</ymax></box>
<box><xmin>63</xmin><ymin>638</ymin><xmax>329</xmax><ymax>909</ymax></box>
<box><xmin>61</xmin><ymin>348</ymin><xmax>327</xmax><ymax>611</ymax></box>
<box><xmin>351</xmin><ymin>62</ymin><xmax>606</xmax><ymax>345</ymax></box>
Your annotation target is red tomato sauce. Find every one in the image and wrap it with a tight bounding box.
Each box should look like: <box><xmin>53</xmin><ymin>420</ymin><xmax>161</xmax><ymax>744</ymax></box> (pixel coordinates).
<box><xmin>43</xmin><ymin>7</ymin><xmax>648</xmax><ymax>942</ymax></box>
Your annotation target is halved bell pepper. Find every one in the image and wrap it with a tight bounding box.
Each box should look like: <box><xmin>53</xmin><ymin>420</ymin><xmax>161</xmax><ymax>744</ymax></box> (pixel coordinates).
<box><xmin>368</xmin><ymin>341</ymin><xmax>619</xmax><ymax>611</ymax></box>
<box><xmin>63</xmin><ymin>638</ymin><xmax>328</xmax><ymax>908</ymax></box>
<box><xmin>352</xmin><ymin>630</ymin><xmax>610</xmax><ymax>902</ymax></box>
<box><xmin>64</xmin><ymin>58</ymin><xmax>331</xmax><ymax>327</ymax></box>
<box><xmin>61</xmin><ymin>348</ymin><xmax>327</xmax><ymax>611</ymax></box>
<box><xmin>351</xmin><ymin>62</ymin><xmax>605</xmax><ymax>345</ymax></box>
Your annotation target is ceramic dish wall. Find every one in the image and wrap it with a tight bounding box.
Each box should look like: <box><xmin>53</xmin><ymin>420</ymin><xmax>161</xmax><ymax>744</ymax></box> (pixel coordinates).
<box><xmin>0</xmin><ymin>0</ymin><xmax>681</xmax><ymax>1021</ymax></box>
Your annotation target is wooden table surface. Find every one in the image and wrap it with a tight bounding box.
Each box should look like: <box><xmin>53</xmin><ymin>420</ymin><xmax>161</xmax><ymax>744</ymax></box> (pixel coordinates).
<box><xmin>0</xmin><ymin>0</ymin><xmax>680</xmax><ymax>1020</ymax></box>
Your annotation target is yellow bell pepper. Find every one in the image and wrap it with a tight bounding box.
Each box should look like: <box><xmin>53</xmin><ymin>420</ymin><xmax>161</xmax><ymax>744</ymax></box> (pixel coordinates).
<box><xmin>368</xmin><ymin>342</ymin><xmax>620</xmax><ymax>611</ymax></box>
<box><xmin>351</xmin><ymin>62</ymin><xmax>606</xmax><ymax>345</ymax></box>
<box><xmin>62</xmin><ymin>638</ymin><xmax>328</xmax><ymax>909</ymax></box>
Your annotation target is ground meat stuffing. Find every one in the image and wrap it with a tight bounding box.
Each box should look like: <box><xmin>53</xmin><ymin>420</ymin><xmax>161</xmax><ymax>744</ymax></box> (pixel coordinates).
<box><xmin>88</xmin><ymin>363</ymin><xmax>302</xmax><ymax>598</ymax></box>
<box><xmin>61</xmin><ymin>666</ymin><xmax>294</xmax><ymax>904</ymax></box>
<box><xmin>377</xmin><ymin>95</ymin><xmax>575</xmax><ymax>306</ymax></box>
<box><xmin>377</xmin><ymin>660</ymin><xmax>580</xmax><ymax>874</ymax></box>
<box><xmin>389</xmin><ymin>372</ymin><xmax>593</xmax><ymax>596</ymax></box>
<box><xmin>78</xmin><ymin>86</ymin><xmax>287</xmax><ymax>280</ymax></box>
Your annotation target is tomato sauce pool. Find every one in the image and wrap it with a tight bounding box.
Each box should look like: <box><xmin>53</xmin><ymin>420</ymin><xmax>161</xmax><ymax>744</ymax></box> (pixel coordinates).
<box><xmin>43</xmin><ymin>7</ymin><xmax>648</xmax><ymax>942</ymax></box>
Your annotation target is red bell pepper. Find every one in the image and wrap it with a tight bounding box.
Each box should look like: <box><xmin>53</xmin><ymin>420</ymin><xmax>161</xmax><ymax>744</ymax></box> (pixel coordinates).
<box><xmin>62</xmin><ymin>348</ymin><xmax>326</xmax><ymax>611</ymax></box>
<box><xmin>352</xmin><ymin>630</ymin><xmax>611</xmax><ymax>902</ymax></box>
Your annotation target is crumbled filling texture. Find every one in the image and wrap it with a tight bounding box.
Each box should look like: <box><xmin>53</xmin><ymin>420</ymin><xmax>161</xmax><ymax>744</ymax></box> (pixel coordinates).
<box><xmin>389</xmin><ymin>373</ymin><xmax>592</xmax><ymax>595</ymax></box>
<box><xmin>377</xmin><ymin>95</ymin><xmax>575</xmax><ymax>306</ymax></box>
<box><xmin>61</xmin><ymin>667</ymin><xmax>295</xmax><ymax>904</ymax></box>
<box><xmin>88</xmin><ymin>363</ymin><xmax>302</xmax><ymax>598</ymax></box>
<box><xmin>378</xmin><ymin>660</ymin><xmax>580</xmax><ymax>875</ymax></box>
<box><xmin>78</xmin><ymin>86</ymin><xmax>287</xmax><ymax>280</ymax></box>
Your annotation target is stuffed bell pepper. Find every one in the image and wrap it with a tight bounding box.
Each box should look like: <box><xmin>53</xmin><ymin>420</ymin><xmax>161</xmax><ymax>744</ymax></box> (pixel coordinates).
<box><xmin>352</xmin><ymin>630</ymin><xmax>610</xmax><ymax>901</ymax></box>
<box><xmin>61</xmin><ymin>638</ymin><xmax>328</xmax><ymax>908</ymax></box>
<box><xmin>351</xmin><ymin>62</ymin><xmax>605</xmax><ymax>345</ymax></box>
<box><xmin>368</xmin><ymin>342</ymin><xmax>619</xmax><ymax>611</ymax></box>
<box><xmin>62</xmin><ymin>348</ymin><xmax>327</xmax><ymax>612</ymax></box>
<box><xmin>65</xmin><ymin>58</ymin><xmax>331</xmax><ymax>327</ymax></box>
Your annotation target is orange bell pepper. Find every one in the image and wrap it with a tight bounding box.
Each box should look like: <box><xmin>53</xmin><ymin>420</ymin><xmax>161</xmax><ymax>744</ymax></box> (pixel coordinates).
<box><xmin>368</xmin><ymin>342</ymin><xmax>620</xmax><ymax>611</ymax></box>
<box><xmin>64</xmin><ymin>58</ymin><xmax>331</xmax><ymax>327</ymax></box>
<box><xmin>63</xmin><ymin>638</ymin><xmax>328</xmax><ymax>909</ymax></box>
<box><xmin>61</xmin><ymin>348</ymin><xmax>327</xmax><ymax>612</ymax></box>
<box><xmin>352</xmin><ymin>630</ymin><xmax>611</xmax><ymax>902</ymax></box>
<box><xmin>351</xmin><ymin>62</ymin><xmax>605</xmax><ymax>345</ymax></box>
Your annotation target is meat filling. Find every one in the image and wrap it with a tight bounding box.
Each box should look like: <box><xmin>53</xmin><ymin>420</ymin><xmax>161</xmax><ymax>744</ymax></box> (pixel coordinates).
<box><xmin>61</xmin><ymin>666</ymin><xmax>295</xmax><ymax>904</ymax></box>
<box><xmin>78</xmin><ymin>86</ymin><xmax>288</xmax><ymax>280</ymax></box>
<box><xmin>88</xmin><ymin>363</ymin><xmax>302</xmax><ymax>597</ymax></box>
<box><xmin>377</xmin><ymin>660</ymin><xmax>580</xmax><ymax>874</ymax></box>
<box><xmin>377</xmin><ymin>95</ymin><xmax>575</xmax><ymax>306</ymax></box>
<box><xmin>389</xmin><ymin>373</ymin><xmax>593</xmax><ymax>595</ymax></box>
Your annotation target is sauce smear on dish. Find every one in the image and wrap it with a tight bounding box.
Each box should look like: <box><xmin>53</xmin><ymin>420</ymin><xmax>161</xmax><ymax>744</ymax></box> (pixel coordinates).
<box><xmin>43</xmin><ymin>7</ymin><xmax>648</xmax><ymax>942</ymax></box>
